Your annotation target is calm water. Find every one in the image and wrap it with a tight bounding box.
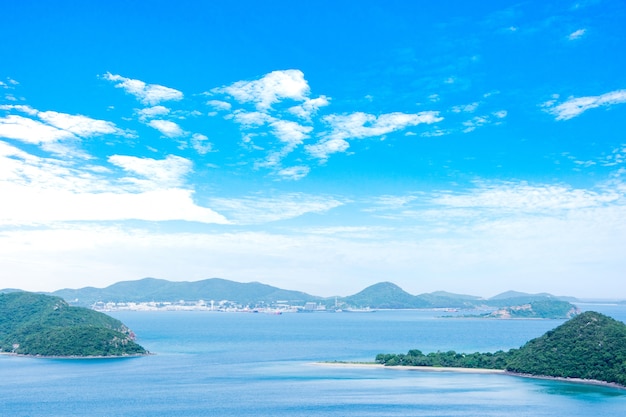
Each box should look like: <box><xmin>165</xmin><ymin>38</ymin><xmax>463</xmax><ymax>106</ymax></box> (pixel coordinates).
<box><xmin>1</xmin><ymin>304</ymin><xmax>625</xmax><ymax>416</ymax></box>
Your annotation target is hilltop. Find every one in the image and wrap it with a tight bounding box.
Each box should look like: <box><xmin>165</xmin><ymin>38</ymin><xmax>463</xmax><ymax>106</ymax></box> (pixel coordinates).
<box><xmin>51</xmin><ymin>277</ymin><xmax>319</xmax><ymax>307</ymax></box>
<box><xmin>0</xmin><ymin>292</ymin><xmax>147</xmax><ymax>357</ymax></box>
<box><xmin>28</xmin><ymin>278</ymin><xmax>582</xmax><ymax>314</ymax></box>
<box><xmin>506</xmin><ymin>311</ymin><xmax>626</xmax><ymax>385</ymax></box>
<box><xmin>376</xmin><ymin>311</ymin><xmax>626</xmax><ymax>387</ymax></box>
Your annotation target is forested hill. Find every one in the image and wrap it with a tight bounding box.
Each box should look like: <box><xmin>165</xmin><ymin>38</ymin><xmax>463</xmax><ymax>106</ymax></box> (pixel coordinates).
<box><xmin>506</xmin><ymin>311</ymin><xmax>626</xmax><ymax>385</ymax></box>
<box><xmin>0</xmin><ymin>292</ymin><xmax>147</xmax><ymax>357</ymax></box>
<box><xmin>376</xmin><ymin>311</ymin><xmax>626</xmax><ymax>386</ymax></box>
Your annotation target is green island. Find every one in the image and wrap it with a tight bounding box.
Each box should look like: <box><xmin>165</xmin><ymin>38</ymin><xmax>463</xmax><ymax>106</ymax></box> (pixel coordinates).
<box><xmin>459</xmin><ymin>299</ymin><xmax>580</xmax><ymax>319</ymax></box>
<box><xmin>375</xmin><ymin>311</ymin><xmax>626</xmax><ymax>387</ymax></box>
<box><xmin>0</xmin><ymin>292</ymin><xmax>148</xmax><ymax>357</ymax></box>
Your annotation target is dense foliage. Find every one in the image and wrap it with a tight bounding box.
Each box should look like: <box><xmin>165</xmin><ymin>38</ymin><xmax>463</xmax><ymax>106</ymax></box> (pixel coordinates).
<box><xmin>376</xmin><ymin>349</ymin><xmax>509</xmax><ymax>369</ymax></box>
<box><xmin>506</xmin><ymin>311</ymin><xmax>626</xmax><ymax>386</ymax></box>
<box><xmin>376</xmin><ymin>311</ymin><xmax>626</xmax><ymax>386</ymax></box>
<box><xmin>0</xmin><ymin>292</ymin><xmax>147</xmax><ymax>357</ymax></box>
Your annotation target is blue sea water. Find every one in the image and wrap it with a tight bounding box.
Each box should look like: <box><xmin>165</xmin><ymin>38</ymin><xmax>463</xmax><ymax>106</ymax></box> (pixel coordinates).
<box><xmin>2</xmin><ymin>304</ymin><xmax>625</xmax><ymax>416</ymax></box>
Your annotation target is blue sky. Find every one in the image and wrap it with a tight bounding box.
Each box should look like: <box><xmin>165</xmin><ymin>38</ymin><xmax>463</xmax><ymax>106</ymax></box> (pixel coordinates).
<box><xmin>1</xmin><ymin>0</ymin><xmax>625</xmax><ymax>298</ymax></box>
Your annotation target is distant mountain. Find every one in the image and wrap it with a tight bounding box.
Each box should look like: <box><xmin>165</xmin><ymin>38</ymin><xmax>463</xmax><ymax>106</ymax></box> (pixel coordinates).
<box><xmin>342</xmin><ymin>283</ymin><xmax>488</xmax><ymax>309</ymax></box>
<box><xmin>53</xmin><ymin>277</ymin><xmax>320</xmax><ymax>307</ymax></box>
<box><xmin>0</xmin><ymin>292</ymin><xmax>147</xmax><ymax>357</ymax></box>
<box><xmin>489</xmin><ymin>290</ymin><xmax>551</xmax><ymax>300</ymax></box>
<box><xmin>25</xmin><ymin>277</ymin><xmax>581</xmax><ymax>311</ymax></box>
<box><xmin>488</xmin><ymin>291</ymin><xmax>577</xmax><ymax>304</ymax></box>
<box><xmin>343</xmin><ymin>282</ymin><xmax>429</xmax><ymax>309</ymax></box>
<box><xmin>427</xmin><ymin>291</ymin><xmax>483</xmax><ymax>301</ymax></box>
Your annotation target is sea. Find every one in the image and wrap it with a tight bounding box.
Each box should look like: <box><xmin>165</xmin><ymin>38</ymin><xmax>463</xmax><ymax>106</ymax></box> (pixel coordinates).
<box><xmin>2</xmin><ymin>304</ymin><xmax>625</xmax><ymax>416</ymax></box>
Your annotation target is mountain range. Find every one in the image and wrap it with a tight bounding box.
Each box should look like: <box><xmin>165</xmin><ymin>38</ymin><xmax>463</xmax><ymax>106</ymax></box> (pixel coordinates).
<box><xmin>0</xmin><ymin>277</ymin><xmax>582</xmax><ymax>310</ymax></box>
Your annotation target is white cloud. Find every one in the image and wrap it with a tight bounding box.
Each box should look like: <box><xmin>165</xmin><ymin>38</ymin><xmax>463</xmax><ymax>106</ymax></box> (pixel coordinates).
<box><xmin>0</xmin><ymin>104</ymin><xmax>38</xmax><ymax>115</ymax></box>
<box><xmin>0</xmin><ymin>106</ymin><xmax>132</xmax><ymax>153</ymax></box>
<box><xmin>231</xmin><ymin>110</ymin><xmax>272</xmax><ymax>127</ymax></box>
<box><xmin>323</xmin><ymin>111</ymin><xmax>443</xmax><ymax>141</ymax></box>
<box><xmin>0</xmin><ymin>144</ymin><xmax>228</xmax><ymax>225</ymax></box>
<box><xmin>493</xmin><ymin>110</ymin><xmax>508</xmax><ymax>118</ymax></box>
<box><xmin>208</xmin><ymin>193</ymin><xmax>343</xmax><ymax>224</ymax></box>
<box><xmin>451</xmin><ymin>102</ymin><xmax>479</xmax><ymax>113</ymax></box>
<box><xmin>108</xmin><ymin>154</ymin><xmax>192</xmax><ymax>189</ymax></box>
<box><xmin>269</xmin><ymin>119</ymin><xmax>312</xmax><ymax>146</ymax></box>
<box><xmin>462</xmin><ymin>116</ymin><xmax>490</xmax><ymax>133</ymax></box>
<box><xmin>421</xmin><ymin>129</ymin><xmax>450</xmax><ymax>137</ymax></box>
<box><xmin>148</xmin><ymin>119</ymin><xmax>186</xmax><ymax>137</ymax></box>
<box><xmin>306</xmin><ymin>111</ymin><xmax>442</xmax><ymax>160</ymax></box>
<box><xmin>0</xmin><ymin>185</ymin><xmax>228</xmax><ymax>225</ymax></box>
<box><xmin>305</xmin><ymin>138</ymin><xmax>350</xmax><ymax>161</ymax></box>
<box><xmin>37</xmin><ymin>111</ymin><xmax>128</xmax><ymax>137</ymax></box>
<box><xmin>568</xmin><ymin>28</ymin><xmax>586</xmax><ymax>40</ymax></box>
<box><xmin>103</xmin><ymin>73</ymin><xmax>183</xmax><ymax>105</ymax></box>
<box><xmin>0</xmin><ymin>114</ymin><xmax>75</xmax><ymax>144</ymax></box>
<box><xmin>430</xmin><ymin>182</ymin><xmax>620</xmax><ymax>212</ymax></box>
<box><xmin>543</xmin><ymin>89</ymin><xmax>626</xmax><ymax>120</ymax></box>
<box><xmin>137</xmin><ymin>106</ymin><xmax>170</xmax><ymax>121</ymax></box>
<box><xmin>190</xmin><ymin>133</ymin><xmax>215</xmax><ymax>155</ymax></box>
<box><xmin>206</xmin><ymin>100</ymin><xmax>232</xmax><ymax>111</ymax></box>
<box><xmin>461</xmin><ymin>111</ymin><xmax>507</xmax><ymax>133</ymax></box>
<box><xmin>214</xmin><ymin>69</ymin><xmax>311</xmax><ymax>110</ymax></box>
<box><xmin>0</xmin><ymin>78</ymin><xmax>19</xmax><ymax>89</ymax></box>
<box><xmin>276</xmin><ymin>166</ymin><xmax>310</xmax><ymax>181</ymax></box>
<box><xmin>288</xmin><ymin>96</ymin><xmax>330</xmax><ymax>120</ymax></box>
<box><xmin>229</xmin><ymin>110</ymin><xmax>313</xmax><ymax>171</ymax></box>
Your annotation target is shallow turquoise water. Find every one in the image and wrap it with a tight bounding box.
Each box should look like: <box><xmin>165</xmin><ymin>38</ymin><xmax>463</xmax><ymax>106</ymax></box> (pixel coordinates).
<box><xmin>1</xmin><ymin>305</ymin><xmax>625</xmax><ymax>416</ymax></box>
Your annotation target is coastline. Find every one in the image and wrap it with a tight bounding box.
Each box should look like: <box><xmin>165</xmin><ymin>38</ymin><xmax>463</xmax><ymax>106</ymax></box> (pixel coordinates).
<box><xmin>315</xmin><ymin>362</ymin><xmax>505</xmax><ymax>374</ymax></box>
<box><xmin>0</xmin><ymin>351</ymin><xmax>151</xmax><ymax>359</ymax></box>
<box><xmin>315</xmin><ymin>362</ymin><xmax>626</xmax><ymax>389</ymax></box>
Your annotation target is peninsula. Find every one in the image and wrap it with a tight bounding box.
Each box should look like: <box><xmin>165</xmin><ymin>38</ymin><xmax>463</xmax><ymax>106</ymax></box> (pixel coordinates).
<box><xmin>375</xmin><ymin>311</ymin><xmax>626</xmax><ymax>387</ymax></box>
<box><xmin>0</xmin><ymin>292</ymin><xmax>148</xmax><ymax>357</ymax></box>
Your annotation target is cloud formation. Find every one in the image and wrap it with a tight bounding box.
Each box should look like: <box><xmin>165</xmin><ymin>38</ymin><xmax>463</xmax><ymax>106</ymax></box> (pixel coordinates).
<box><xmin>103</xmin><ymin>73</ymin><xmax>183</xmax><ymax>105</ymax></box>
<box><xmin>208</xmin><ymin>193</ymin><xmax>343</xmax><ymax>224</ymax></box>
<box><xmin>0</xmin><ymin>105</ymin><xmax>132</xmax><ymax>157</ymax></box>
<box><xmin>0</xmin><ymin>141</ymin><xmax>228</xmax><ymax>225</ymax></box>
<box><xmin>215</xmin><ymin>69</ymin><xmax>310</xmax><ymax>110</ymax></box>
<box><xmin>306</xmin><ymin>111</ymin><xmax>443</xmax><ymax>160</ymax></box>
<box><xmin>543</xmin><ymin>89</ymin><xmax>626</xmax><ymax>120</ymax></box>
<box><xmin>148</xmin><ymin>119</ymin><xmax>186</xmax><ymax>137</ymax></box>
<box><xmin>209</xmin><ymin>70</ymin><xmax>447</xmax><ymax>176</ymax></box>
<box><xmin>568</xmin><ymin>28</ymin><xmax>586</xmax><ymax>40</ymax></box>
<box><xmin>430</xmin><ymin>181</ymin><xmax>621</xmax><ymax>212</ymax></box>
<box><xmin>108</xmin><ymin>154</ymin><xmax>193</xmax><ymax>190</ymax></box>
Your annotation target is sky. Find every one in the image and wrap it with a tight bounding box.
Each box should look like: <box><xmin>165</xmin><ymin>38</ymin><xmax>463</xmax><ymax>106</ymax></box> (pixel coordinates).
<box><xmin>1</xmin><ymin>0</ymin><xmax>625</xmax><ymax>299</ymax></box>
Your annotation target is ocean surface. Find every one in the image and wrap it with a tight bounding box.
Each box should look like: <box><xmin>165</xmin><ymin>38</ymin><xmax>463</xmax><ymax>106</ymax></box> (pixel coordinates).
<box><xmin>2</xmin><ymin>304</ymin><xmax>625</xmax><ymax>416</ymax></box>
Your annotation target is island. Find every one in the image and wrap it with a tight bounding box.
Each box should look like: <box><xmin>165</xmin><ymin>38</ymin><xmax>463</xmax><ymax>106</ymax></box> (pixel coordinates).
<box><xmin>459</xmin><ymin>299</ymin><xmax>580</xmax><ymax>319</ymax></box>
<box><xmin>375</xmin><ymin>311</ymin><xmax>626</xmax><ymax>387</ymax></box>
<box><xmin>0</xmin><ymin>292</ymin><xmax>148</xmax><ymax>357</ymax></box>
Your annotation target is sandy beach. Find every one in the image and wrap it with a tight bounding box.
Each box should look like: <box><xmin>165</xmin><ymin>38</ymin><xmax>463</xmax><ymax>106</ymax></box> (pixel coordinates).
<box><xmin>315</xmin><ymin>362</ymin><xmax>505</xmax><ymax>374</ymax></box>
<box><xmin>314</xmin><ymin>362</ymin><xmax>626</xmax><ymax>389</ymax></box>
